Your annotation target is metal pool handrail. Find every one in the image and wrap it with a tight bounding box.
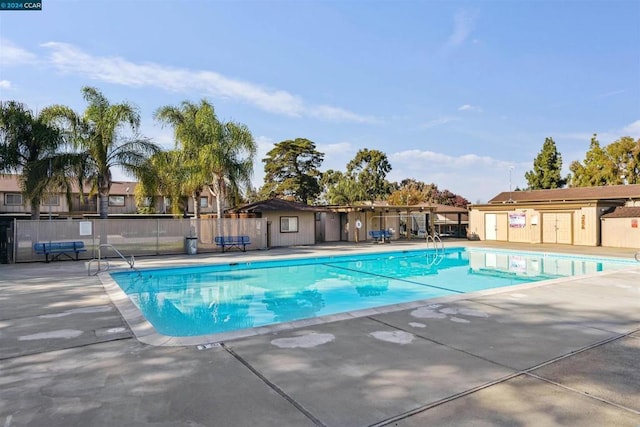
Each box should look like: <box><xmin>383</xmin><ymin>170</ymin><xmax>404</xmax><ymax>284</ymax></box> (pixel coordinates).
<box><xmin>88</xmin><ymin>244</ymin><xmax>135</xmax><ymax>276</ymax></box>
<box><xmin>426</xmin><ymin>233</ymin><xmax>444</xmax><ymax>255</ymax></box>
<box><xmin>635</xmin><ymin>251</ymin><xmax>640</xmax><ymax>262</ymax></box>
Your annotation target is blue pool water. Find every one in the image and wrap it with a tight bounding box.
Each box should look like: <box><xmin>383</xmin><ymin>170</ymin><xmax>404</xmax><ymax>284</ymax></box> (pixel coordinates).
<box><xmin>110</xmin><ymin>247</ymin><xmax>634</xmax><ymax>337</ymax></box>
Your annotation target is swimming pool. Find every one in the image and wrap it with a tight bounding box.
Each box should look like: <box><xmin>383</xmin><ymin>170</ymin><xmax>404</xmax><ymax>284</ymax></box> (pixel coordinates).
<box><xmin>109</xmin><ymin>247</ymin><xmax>635</xmax><ymax>338</ymax></box>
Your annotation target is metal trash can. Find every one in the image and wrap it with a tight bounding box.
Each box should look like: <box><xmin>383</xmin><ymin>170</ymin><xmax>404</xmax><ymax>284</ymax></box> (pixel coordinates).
<box><xmin>185</xmin><ymin>237</ymin><xmax>198</xmax><ymax>255</ymax></box>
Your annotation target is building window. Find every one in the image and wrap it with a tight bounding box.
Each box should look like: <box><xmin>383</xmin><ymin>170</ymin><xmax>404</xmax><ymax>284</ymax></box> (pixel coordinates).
<box><xmin>315</xmin><ymin>212</ymin><xmax>322</xmax><ymax>221</ymax></box>
<box><xmin>5</xmin><ymin>193</ymin><xmax>23</xmax><ymax>205</ymax></box>
<box><xmin>41</xmin><ymin>194</ymin><xmax>60</xmax><ymax>206</ymax></box>
<box><xmin>280</xmin><ymin>216</ymin><xmax>299</xmax><ymax>233</ymax></box>
<box><xmin>199</xmin><ymin>197</ymin><xmax>208</xmax><ymax>208</ymax></box>
<box><xmin>108</xmin><ymin>195</ymin><xmax>125</xmax><ymax>207</ymax></box>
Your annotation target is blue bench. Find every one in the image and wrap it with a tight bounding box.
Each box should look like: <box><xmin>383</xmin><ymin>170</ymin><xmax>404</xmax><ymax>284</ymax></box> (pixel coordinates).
<box><xmin>369</xmin><ymin>230</ymin><xmax>392</xmax><ymax>243</ymax></box>
<box><xmin>33</xmin><ymin>241</ymin><xmax>87</xmax><ymax>263</ymax></box>
<box><xmin>214</xmin><ymin>235</ymin><xmax>250</xmax><ymax>252</ymax></box>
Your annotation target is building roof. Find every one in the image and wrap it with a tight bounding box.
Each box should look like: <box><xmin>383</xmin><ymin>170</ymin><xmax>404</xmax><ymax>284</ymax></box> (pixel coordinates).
<box><xmin>601</xmin><ymin>206</ymin><xmax>640</xmax><ymax>219</ymax></box>
<box><xmin>437</xmin><ymin>212</ymin><xmax>469</xmax><ymax>222</ymax></box>
<box><xmin>358</xmin><ymin>201</ymin><xmax>467</xmax><ymax>213</ymax></box>
<box><xmin>229</xmin><ymin>198</ymin><xmax>327</xmax><ymax>213</ymax></box>
<box><xmin>487</xmin><ymin>184</ymin><xmax>640</xmax><ymax>204</ymax></box>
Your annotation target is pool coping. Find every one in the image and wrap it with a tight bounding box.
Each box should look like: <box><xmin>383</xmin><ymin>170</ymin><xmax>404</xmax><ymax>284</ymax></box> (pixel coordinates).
<box><xmin>98</xmin><ymin>246</ymin><xmax>639</xmax><ymax>347</ymax></box>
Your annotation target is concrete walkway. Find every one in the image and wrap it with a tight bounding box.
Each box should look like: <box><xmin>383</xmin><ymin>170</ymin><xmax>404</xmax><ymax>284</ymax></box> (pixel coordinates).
<box><xmin>1</xmin><ymin>241</ymin><xmax>639</xmax><ymax>426</ymax></box>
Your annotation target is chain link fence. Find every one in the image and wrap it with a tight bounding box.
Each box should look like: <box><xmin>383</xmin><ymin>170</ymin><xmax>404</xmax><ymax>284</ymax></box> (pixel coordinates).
<box><xmin>13</xmin><ymin>217</ymin><xmax>268</xmax><ymax>263</ymax></box>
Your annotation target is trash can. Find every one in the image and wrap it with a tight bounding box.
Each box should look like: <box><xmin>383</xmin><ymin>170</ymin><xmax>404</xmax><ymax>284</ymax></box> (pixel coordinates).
<box><xmin>185</xmin><ymin>237</ymin><xmax>198</xmax><ymax>255</ymax></box>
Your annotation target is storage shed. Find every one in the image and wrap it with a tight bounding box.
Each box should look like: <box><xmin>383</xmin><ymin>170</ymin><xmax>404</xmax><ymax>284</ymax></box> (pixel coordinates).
<box><xmin>469</xmin><ymin>184</ymin><xmax>640</xmax><ymax>248</ymax></box>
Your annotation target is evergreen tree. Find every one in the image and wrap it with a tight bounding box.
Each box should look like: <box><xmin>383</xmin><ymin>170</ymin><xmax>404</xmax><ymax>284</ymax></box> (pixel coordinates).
<box><xmin>260</xmin><ymin>138</ymin><xmax>324</xmax><ymax>204</ymax></box>
<box><xmin>525</xmin><ymin>137</ymin><xmax>566</xmax><ymax>189</ymax></box>
<box><xmin>569</xmin><ymin>134</ymin><xmax>614</xmax><ymax>187</ymax></box>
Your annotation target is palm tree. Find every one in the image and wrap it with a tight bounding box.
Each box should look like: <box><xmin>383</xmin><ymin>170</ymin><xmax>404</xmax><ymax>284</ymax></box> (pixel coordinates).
<box><xmin>0</xmin><ymin>101</ymin><xmax>73</xmax><ymax>219</ymax></box>
<box><xmin>136</xmin><ymin>150</ymin><xmax>186</xmax><ymax>215</ymax></box>
<box><xmin>154</xmin><ymin>100</ymin><xmax>256</xmax><ymax>219</ymax></box>
<box><xmin>49</xmin><ymin>87</ymin><xmax>160</xmax><ymax>218</ymax></box>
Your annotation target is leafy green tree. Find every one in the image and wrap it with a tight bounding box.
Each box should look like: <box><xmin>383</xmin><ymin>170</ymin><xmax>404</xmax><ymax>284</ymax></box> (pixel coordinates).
<box><xmin>155</xmin><ymin>99</ymin><xmax>256</xmax><ymax>218</ymax></box>
<box><xmin>319</xmin><ymin>169</ymin><xmax>364</xmax><ymax>205</ymax></box>
<box><xmin>606</xmin><ymin>136</ymin><xmax>640</xmax><ymax>184</ymax></box>
<box><xmin>0</xmin><ymin>101</ymin><xmax>75</xmax><ymax>219</ymax></box>
<box><xmin>346</xmin><ymin>149</ymin><xmax>392</xmax><ymax>201</ymax></box>
<box><xmin>387</xmin><ymin>179</ymin><xmax>432</xmax><ymax>205</ymax></box>
<box><xmin>569</xmin><ymin>134</ymin><xmax>615</xmax><ymax>187</ymax></box>
<box><xmin>260</xmin><ymin>138</ymin><xmax>324</xmax><ymax>203</ymax></box>
<box><xmin>387</xmin><ymin>179</ymin><xmax>469</xmax><ymax>207</ymax></box>
<box><xmin>525</xmin><ymin>137</ymin><xmax>567</xmax><ymax>189</ymax></box>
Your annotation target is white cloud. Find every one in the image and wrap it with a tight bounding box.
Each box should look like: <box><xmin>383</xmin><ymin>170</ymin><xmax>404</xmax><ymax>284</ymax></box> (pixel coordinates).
<box><xmin>420</xmin><ymin>116</ymin><xmax>458</xmax><ymax>128</ymax></box>
<box><xmin>458</xmin><ymin>104</ymin><xmax>483</xmax><ymax>112</ymax></box>
<box><xmin>0</xmin><ymin>39</ymin><xmax>37</xmax><ymax>65</ymax></box>
<box><xmin>621</xmin><ymin>119</ymin><xmax>640</xmax><ymax>136</ymax></box>
<box><xmin>444</xmin><ymin>9</ymin><xmax>476</xmax><ymax>49</ymax></box>
<box><xmin>37</xmin><ymin>41</ymin><xmax>375</xmax><ymax>123</ymax></box>
<box><xmin>0</xmin><ymin>80</ymin><xmax>12</xmax><ymax>90</ymax></box>
<box><xmin>594</xmin><ymin>89</ymin><xmax>626</xmax><ymax>99</ymax></box>
<box><xmin>309</xmin><ymin>105</ymin><xmax>378</xmax><ymax>124</ymax></box>
<box><xmin>554</xmin><ymin>119</ymin><xmax>640</xmax><ymax>146</ymax></box>
<box><xmin>389</xmin><ymin>149</ymin><xmax>529</xmax><ymax>203</ymax></box>
<box><xmin>318</xmin><ymin>141</ymin><xmax>354</xmax><ymax>156</ymax></box>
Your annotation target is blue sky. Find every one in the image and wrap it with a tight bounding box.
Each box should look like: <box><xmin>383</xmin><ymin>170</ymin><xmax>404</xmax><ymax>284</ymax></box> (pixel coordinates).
<box><xmin>1</xmin><ymin>0</ymin><xmax>639</xmax><ymax>203</ymax></box>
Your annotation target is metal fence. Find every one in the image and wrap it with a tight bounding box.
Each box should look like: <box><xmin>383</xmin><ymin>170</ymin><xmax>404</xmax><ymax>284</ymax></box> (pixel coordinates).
<box><xmin>14</xmin><ymin>217</ymin><xmax>268</xmax><ymax>263</ymax></box>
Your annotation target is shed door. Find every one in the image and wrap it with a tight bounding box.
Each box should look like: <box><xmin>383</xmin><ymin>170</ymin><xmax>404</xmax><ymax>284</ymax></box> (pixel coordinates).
<box><xmin>485</xmin><ymin>214</ymin><xmax>497</xmax><ymax>240</ymax></box>
<box><xmin>542</xmin><ymin>213</ymin><xmax>573</xmax><ymax>244</ymax></box>
<box><xmin>555</xmin><ymin>213</ymin><xmax>572</xmax><ymax>244</ymax></box>
<box><xmin>496</xmin><ymin>214</ymin><xmax>509</xmax><ymax>241</ymax></box>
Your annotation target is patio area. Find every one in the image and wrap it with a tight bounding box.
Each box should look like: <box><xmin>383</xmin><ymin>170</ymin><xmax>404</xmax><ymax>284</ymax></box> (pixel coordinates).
<box><xmin>1</xmin><ymin>241</ymin><xmax>639</xmax><ymax>426</ymax></box>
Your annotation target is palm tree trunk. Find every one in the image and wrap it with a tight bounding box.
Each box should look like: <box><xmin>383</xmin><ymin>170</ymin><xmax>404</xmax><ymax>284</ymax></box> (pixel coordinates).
<box><xmin>214</xmin><ymin>182</ymin><xmax>224</xmax><ymax>238</ymax></box>
<box><xmin>30</xmin><ymin>197</ymin><xmax>41</xmax><ymax>220</ymax></box>
<box><xmin>98</xmin><ymin>172</ymin><xmax>111</xmax><ymax>219</ymax></box>
<box><xmin>193</xmin><ymin>190</ymin><xmax>201</xmax><ymax>219</ymax></box>
<box><xmin>98</xmin><ymin>192</ymin><xmax>109</xmax><ymax>219</ymax></box>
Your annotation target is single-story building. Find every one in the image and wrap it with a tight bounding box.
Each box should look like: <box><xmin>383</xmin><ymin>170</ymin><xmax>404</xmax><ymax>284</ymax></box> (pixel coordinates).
<box><xmin>229</xmin><ymin>199</ymin><xmax>468</xmax><ymax>246</ymax></box>
<box><xmin>601</xmin><ymin>206</ymin><xmax>640</xmax><ymax>248</ymax></box>
<box><xmin>227</xmin><ymin>198</ymin><xmax>327</xmax><ymax>247</ymax></box>
<box><xmin>469</xmin><ymin>184</ymin><xmax>640</xmax><ymax>248</ymax></box>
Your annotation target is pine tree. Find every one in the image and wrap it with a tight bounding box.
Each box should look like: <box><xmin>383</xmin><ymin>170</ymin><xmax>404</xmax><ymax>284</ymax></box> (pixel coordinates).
<box><xmin>260</xmin><ymin>138</ymin><xmax>324</xmax><ymax>204</ymax></box>
<box><xmin>525</xmin><ymin>137</ymin><xmax>567</xmax><ymax>189</ymax></box>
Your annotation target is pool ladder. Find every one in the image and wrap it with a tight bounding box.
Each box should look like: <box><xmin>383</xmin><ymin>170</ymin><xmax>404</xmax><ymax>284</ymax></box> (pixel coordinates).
<box><xmin>426</xmin><ymin>234</ymin><xmax>445</xmax><ymax>266</ymax></box>
<box><xmin>635</xmin><ymin>251</ymin><xmax>640</xmax><ymax>262</ymax></box>
<box><xmin>88</xmin><ymin>244</ymin><xmax>135</xmax><ymax>276</ymax></box>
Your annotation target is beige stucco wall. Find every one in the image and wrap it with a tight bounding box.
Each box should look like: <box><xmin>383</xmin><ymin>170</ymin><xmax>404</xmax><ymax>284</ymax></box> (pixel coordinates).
<box><xmin>601</xmin><ymin>217</ymin><xmax>640</xmax><ymax>248</ymax></box>
<box><xmin>262</xmin><ymin>210</ymin><xmax>316</xmax><ymax>247</ymax></box>
<box><xmin>470</xmin><ymin>206</ymin><xmax>603</xmax><ymax>246</ymax></box>
<box><xmin>1</xmin><ymin>192</ymin><xmax>73</xmax><ymax>215</ymax></box>
<box><xmin>468</xmin><ymin>209</ymin><xmax>484</xmax><ymax>239</ymax></box>
<box><xmin>320</xmin><ymin>211</ymin><xmax>341</xmax><ymax>242</ymax></box>
<box><xmin>571</xmin><ymin>207</ymin><xmax>599</xmax><ymax>246</ymax></box>
<box><xmin>347</xmin><ymin>211</ymin><xmax>367</xmax><ymax>242</ymax></box>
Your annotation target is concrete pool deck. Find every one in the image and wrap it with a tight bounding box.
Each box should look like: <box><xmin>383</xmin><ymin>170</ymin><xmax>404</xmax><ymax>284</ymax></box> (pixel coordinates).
<box><xmin>1</xmin><ymin>241</ymin><xmax>639</xmax><ymax>426</ymax></box>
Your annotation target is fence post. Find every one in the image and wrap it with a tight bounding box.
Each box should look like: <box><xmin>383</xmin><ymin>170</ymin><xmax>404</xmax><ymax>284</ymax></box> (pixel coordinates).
<box><xmin>156</xmin><ymin>219</ymin><xmax>160</xmax><ymax>255</ymax></box>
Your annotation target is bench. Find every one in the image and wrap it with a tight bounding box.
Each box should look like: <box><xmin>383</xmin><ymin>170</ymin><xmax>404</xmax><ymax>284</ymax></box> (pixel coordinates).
<box><xmin>214</xmin><ymin>235</ymin><xmax>250</xmax><ymax>252</ymax></box>
<box><xmin>33</xmin><ymin>241</ymin><xmax>87</xmax><ymax>263</ymax></box>
<box><xmin>369</xmin><ymin>230</ymin><xmax>392</xmax><ymax>243</ymax></box>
